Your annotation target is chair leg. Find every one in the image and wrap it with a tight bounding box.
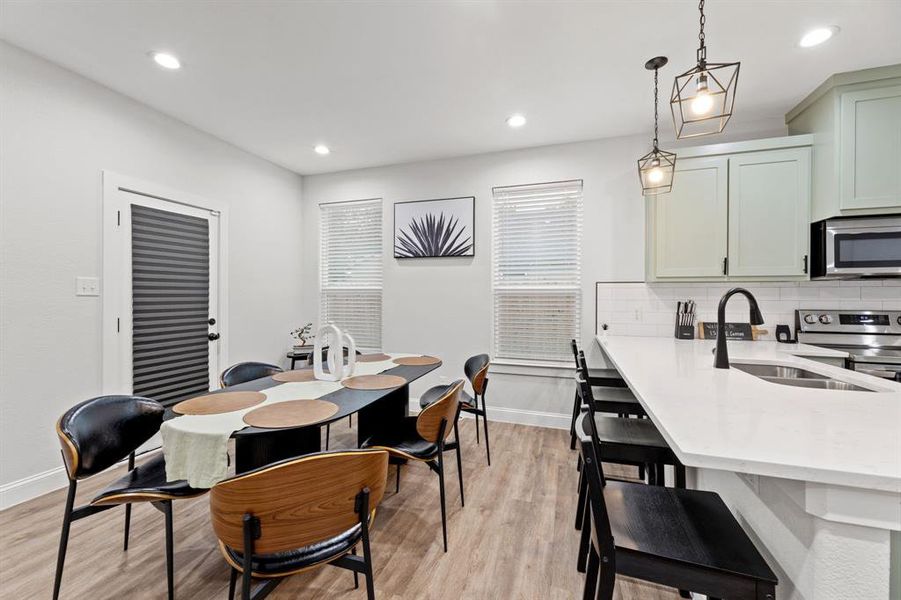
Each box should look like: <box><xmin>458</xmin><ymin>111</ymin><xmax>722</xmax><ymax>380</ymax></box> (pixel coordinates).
<box><xmin>163</xmin><ymin>500</ymin><xmax>175</xmax><ymax>600</ymax></box>
<box><xmin>570</xmin><ymin>390</ymin><xmax>580</xmax><ymax>450</ymax></box>
<box><xmin>351</xmin><ymin>546</ymin><xmax>359</xmax><ymax>589</ymax></box>
<box><xmin>348</xmin><ymin>414</ymin><xmax>353</xmax><ymax>427</ymax></box>
<box><xmin>395</xmin><ymin>463</ymin><xmax>402</xmax><ymax>493</ymax></box>
<box><xmin>228</xmin><ymin>568</ymin><xmax>237</xmax><ymax>600</ymax></box>
<box><xmin>454</xmin><ymin>421</ymin><xmax>465</xmax><ymax>507</ymax></box>
<box><xmin>325</xmin><ymin>423</ymin><xmax>330</xmax><ymax>451</ymax></box>
<box><xmin>437</xmin><ymin>455</ymin><xmax>448</xmax><ymax>553</ymax></box>
<box><xmin>675</xmin><ymin>462</ymin><xmax>687</xmax><ymax>489</ymax></box>
<box><xmin>584</xmin><ymin>543</ymin><xmax>600</xmax><ymax>600</ymax></box>
<box><xmin>481</xmin><ymin>400</ymin><xmax>491</xmax><ymax>466</ymax></box>
<box><xmin>577</xmin><ymin>495</ymin><xmax>591</xmax><ymax>573</ymax></box>
<box><xmin>52</xmin><ymin>480</ymin><xmax>77</xmax><ymax>600</ymax></box>
<box><xmin>596</xmin><ymin>547</ymin><xmax>616</xmax><ymax>600</ymax></box>
<box><xmin>575</xmin><ymin>468</ymin><xmax>587</xmax><ymax>530</ymax></box>
<box><xmin>638</xmin><ymin>464</ymin><xmax>645</xmax><ymax>481</ymax></box>
<box><xmin>124</xmin><ymin>452</ymin><xmax>135</xmax><ymax>551</ymax></box>
<box><xmin>474</xmin><ymin>410</ymin><xmax>480</xmax><ymax>444</ymax></box>
<box><xmin>359</xmin><ymin>503</ymin><xmax>376</xmax><ymax>600</ymax></box>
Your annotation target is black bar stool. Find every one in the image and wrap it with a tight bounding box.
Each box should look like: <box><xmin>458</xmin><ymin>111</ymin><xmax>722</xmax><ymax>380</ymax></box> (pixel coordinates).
<box><xmin>575</xmin><ymin>411</ymin><xmax>778</xmax><ymax>600</ymax></box>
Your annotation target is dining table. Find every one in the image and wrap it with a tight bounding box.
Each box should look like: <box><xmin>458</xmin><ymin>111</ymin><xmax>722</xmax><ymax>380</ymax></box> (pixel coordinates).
<box><xmin>160</xmin><ymin>353</ymin><xmax>442</xmax><ymax>488</ymax></box>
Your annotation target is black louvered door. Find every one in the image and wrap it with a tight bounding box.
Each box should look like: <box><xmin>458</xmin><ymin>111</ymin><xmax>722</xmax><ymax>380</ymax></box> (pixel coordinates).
<box><xmin>131</xmin><ymin>203</ymin><xmax>215</xmax><ymax>406</ymax></box>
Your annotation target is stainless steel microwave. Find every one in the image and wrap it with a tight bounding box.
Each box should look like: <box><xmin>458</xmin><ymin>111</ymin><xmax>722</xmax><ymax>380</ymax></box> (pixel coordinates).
<box><xmin>810</xmin><ymin>215</ymin><xmax>901</xmax><ymax>278</ymax></box>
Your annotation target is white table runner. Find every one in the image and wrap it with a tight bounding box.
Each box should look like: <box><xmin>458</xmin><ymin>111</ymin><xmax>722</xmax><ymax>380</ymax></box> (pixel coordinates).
<box><xmin>161</xmin><ymin>353</ymin><xmax>417</xmax><ymax>488</ymax></box>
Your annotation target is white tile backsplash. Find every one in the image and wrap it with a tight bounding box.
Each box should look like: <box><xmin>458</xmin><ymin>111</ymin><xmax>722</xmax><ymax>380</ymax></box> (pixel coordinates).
<box><xmin>596</xmin><ymin>280</ymin><xmax>900</xmax><ymax>340</ymax></box>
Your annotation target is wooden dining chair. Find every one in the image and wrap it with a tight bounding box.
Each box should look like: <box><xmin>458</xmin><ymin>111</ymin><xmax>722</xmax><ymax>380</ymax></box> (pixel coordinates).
<box><xmin>362</xmin><ymin>380</ymin><xmax>464</xmax><ymax>552</ymax></box>
<box><xmin>210</xmin><ymin>449</ymin><xmax>389</xmax><ymax>600</ymax></box>
<box><xmin>575</xmin><ymin>411</ymin><xmax>778</xmax><ymax>600</ymax></box>
<box><xmin>220</xmin><ymin>361</ymin><xmax>284</xmax><ymax>388</ymax></box>
<box><xmin>53</xmin><ymin>396</ymin><xmax>207</xmax><ymax>600</ymax></box>
<box><xmin>307</xmin><ymin>346</ymin><xmax>361</xmax><ymax>449</ymax></box>
<box><xmin>420</xmin><ymin>354</ymin><xmax>491</xmax><ymax>465</ymax></box>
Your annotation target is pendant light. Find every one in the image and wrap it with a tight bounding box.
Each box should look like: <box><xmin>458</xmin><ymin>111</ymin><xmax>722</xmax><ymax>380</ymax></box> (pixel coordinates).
<box><xmin>638</xmin><ymin>56</ymin><xmax>676</xmax><ymax>196</ymax></box>
<box><xmin>670</xmin><ymin>0</ymin><xmax>740</xmax><ymax>138</ymax></box>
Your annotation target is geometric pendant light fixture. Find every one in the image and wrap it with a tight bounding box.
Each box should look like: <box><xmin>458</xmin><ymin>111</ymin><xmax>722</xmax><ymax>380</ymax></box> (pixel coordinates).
<box><xmin>638</xmin><ymin>56</ymin><xmax>677</xmax><ymax>196</ymax></box>
<box><xmin>670</xmin><ymin>0</ymin><xmax>740</xmax><ymax>139</ymax></box>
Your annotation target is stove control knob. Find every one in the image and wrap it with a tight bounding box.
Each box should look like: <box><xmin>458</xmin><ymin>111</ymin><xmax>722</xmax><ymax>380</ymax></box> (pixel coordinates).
<box><xmin>818</xmin><ymin>314</ymin><xmax>833</xmax><ymax>325</ymax></box>
<box><xmin>803</xmin><ymin>314</ymin><xmax>817</xmax><ymax>324</ymax></box>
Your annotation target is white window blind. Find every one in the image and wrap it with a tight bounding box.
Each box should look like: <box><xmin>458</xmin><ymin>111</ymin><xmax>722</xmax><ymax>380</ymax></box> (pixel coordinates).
<box><xmin>492</xmin><ymin>180</ymin><xmax>583</xmax><ymax>362</ymax></box>
<box><xmin>320</xmin><ymin>199</ymin><xmax>383</xmax><ymax>349</ymax></box>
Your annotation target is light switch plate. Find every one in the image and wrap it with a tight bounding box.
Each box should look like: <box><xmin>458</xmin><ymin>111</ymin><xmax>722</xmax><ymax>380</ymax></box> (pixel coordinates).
<box><xmin>76</xmin><ymin>276</ymin><xmax>100</xmax><ymax>296</ymax></box>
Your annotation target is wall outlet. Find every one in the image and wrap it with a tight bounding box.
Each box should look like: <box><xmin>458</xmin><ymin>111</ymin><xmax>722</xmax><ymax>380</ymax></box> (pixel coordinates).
<box><xmin>76</xmin><ymin>276</ymin><xmax>100</xmax><ymax>296</ymax></box>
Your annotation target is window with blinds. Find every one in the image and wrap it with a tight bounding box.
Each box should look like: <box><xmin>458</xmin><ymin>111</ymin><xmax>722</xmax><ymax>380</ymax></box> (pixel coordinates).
<box><xmin>492</xmin><ymin>180</ymin><xmax>583</xmax><ymax>363</ymax></box>
<box><xmin>320</xmin><ymin>199</ymin><xmax>383</xmax><ymax>349</ymax></box>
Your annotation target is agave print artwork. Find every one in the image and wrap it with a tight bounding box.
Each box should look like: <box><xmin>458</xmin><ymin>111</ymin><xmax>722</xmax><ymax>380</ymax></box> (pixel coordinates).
<box><xmin>394</xmin><ymin>196</ymin><xmax>475</xmax><ymax>258</ymax></box>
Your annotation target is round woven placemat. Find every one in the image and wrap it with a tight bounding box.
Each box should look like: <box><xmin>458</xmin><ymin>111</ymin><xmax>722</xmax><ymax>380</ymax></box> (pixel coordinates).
<box><xmin>173</xmin><ymin>391</ymin><xmax>265</xmax><ymax>416</ymax></box>
<box><xmin>272</xmin><ymin>370</ymin><xmax>317</xmax><ymax>383</ymax></box>
<box><xmin>243</xmin><ymin>399</ymin><xmax>339</xmax><ymax>429</ymax></box>
<box><xmin>357</xmin><ymin>353</ymin><xmax>392</xmax><ymax>363</ymax></box>
<box><xmin>342</xmin><ymin>374</ymin><xmax>407</xmax><ymax>390</ymax></box>
<box><xmin>393</xmin><ymin>355</ymin><xmax>441</xmax><ymax>366</ymax></box>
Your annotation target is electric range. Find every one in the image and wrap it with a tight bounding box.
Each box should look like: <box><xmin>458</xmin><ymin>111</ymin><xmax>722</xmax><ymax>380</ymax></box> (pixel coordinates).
<box><xmin>795</xmin><ymin>309</ymin><xmax>901</xmax><ymax>382</ymax></box>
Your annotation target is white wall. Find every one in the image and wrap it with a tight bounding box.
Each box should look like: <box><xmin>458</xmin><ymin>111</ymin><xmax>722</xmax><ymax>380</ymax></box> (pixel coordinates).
<box><xmin>0</xmin><ymin>43</ymin><xmax>306</xmax><ymax>505</ymax></box>
<box><xmin>301</xmin><ymin>120</ymin><xmax>787</xmax><ymax>425</ymax></box>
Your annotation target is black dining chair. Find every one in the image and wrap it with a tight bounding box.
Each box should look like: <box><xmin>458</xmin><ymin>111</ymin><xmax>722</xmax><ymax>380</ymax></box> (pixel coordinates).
<box><xmin>53</xmin><ymin>396</ymin><xmax>206</xmax><ymax>600</ymax></box>
<box><xmin>210</xmin><ymin>449</ymin><xmax>389</xmax><ymax>600</ymax></box>
<box><xmin>421</xmin><ymin>353</ymin><xmax>491</xmax><ymax>465</ymax></box>
<box><xmin>575</xmin><ymin>410</ymin><xmax>778</xmax><ymax>600</ymax></box>
<box><xmin>362</xmin><ymin>380</ymin><xmax>464</xmax><ymax>552</ymax></box>
<box><xmin>220</xmin><ymin>361</ymin><xmax>284</xmax><ymax>388</ymax></box>
<box><xmin>308</xmin><ymin>346</ymin><xmax>362</xmax><ymax>449</ymax></box>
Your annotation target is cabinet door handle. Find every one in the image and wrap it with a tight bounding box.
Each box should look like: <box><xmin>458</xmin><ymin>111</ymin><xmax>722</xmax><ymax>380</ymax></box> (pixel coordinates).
<box><xmin>803</xmin><ymin>254</ymin><xmax>808</xmax><ymax>274</ymax></box>
<box><xmin>722</xmin><ymin>257</ymin><xmax>728</xmax><ymax>275</ymax></box>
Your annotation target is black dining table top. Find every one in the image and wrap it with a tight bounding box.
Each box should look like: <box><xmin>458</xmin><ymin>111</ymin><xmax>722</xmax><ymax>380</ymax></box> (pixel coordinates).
<box><xmin>168</xmin><ymin>360</ymin><xmax>442</xmax><ymax>437</ymax></box>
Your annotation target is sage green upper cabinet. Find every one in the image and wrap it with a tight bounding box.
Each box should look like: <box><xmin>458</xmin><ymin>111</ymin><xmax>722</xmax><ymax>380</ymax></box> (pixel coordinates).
<box><xmin>646</xmin><ymin>136</ymin><xmax>812</xmax><ymax>282</ymax></box>
<box><xmin>653</xmin><ymin>157</ymin><xmax>728</xmax><ymax>278</ymax></box>
<box><xmin>728</xmin><ymin>148</ymin><xmax>811</xmax><ymax>277</ymax></box>
<box><xmin>839</xmin><ymin>85</ymin><xmax>901</xmax><ymax>211</ymax></box>
<box><xmin>786</xmin><ymin>65</ymin><xmax>901</xmax><ymax>221</ymax></box>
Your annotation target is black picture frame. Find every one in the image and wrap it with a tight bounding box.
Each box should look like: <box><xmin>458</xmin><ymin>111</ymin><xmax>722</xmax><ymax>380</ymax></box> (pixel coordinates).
<box><xmin>393</xmin><ymin>196</ymin><xmax>475</xmax><ymax>258</ymax></box>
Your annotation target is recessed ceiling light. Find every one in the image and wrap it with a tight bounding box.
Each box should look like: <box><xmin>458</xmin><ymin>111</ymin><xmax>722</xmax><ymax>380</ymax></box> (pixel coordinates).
<box><xmin>506</xmin><ymin>114</ymin><xmax>527</xmax><ymax>128</ymax></box>
<box><xmin>151</xmin><ymin>52</ymin><xmax>181</xmax><ymax>70</ymax></box>
<box><xmin>799</xmin><ymin>26</ymin><xmax>839</xmax><ymax>48</ymax></box>
<box><xmin>314</xmin><ymin>144</ymin><xmax>331</xmax><ymax>155</ymax></box>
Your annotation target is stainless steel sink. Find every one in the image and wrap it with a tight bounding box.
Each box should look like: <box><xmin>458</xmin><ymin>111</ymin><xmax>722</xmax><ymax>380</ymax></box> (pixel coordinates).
<box><xmin>732</xmin><ymin>363</ymin><xmax>828</xmax><ymax>380</ymax></box>
<box><xmin>759</xmin><ymin>376</ymin><xmax>874</xmax><ymax>392</ymax></box>
<box><xmin>732</xmin><ymin>362</ymin><xmax>875</xmax><ymax>392</ymax></box>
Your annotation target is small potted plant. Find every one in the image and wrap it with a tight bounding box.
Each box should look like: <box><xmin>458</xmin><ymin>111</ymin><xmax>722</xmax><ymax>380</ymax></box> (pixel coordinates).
<box><xmin>290</xmin><ymin>323</ymin><xmax>314</xmax><ymax>351</ymax></box>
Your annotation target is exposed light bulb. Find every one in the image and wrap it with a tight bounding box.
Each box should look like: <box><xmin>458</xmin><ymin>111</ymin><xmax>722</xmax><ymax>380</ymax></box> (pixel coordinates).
<box><xmin>690</xmin><ymin>73</ymin><xmax>714</xmax><ymax>115</ymax></box>
<box><xmin>647</xmin><ymin>167</ymin><xmax>664</xmax><ymax>184</ymax></box>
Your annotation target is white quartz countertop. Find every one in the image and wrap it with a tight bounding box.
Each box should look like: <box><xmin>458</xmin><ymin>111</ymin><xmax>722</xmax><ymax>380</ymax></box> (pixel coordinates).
<box><xmin>597</xmin><ymin>336</ymin><xmax>901</xmax><ymax>491</ymax></box>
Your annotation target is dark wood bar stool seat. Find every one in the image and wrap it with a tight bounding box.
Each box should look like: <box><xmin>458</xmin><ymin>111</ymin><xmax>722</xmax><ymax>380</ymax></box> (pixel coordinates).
<box><xmin>210</xmin><ymin>449</ymin><xmax>389</xmax><ymax>600</ymax></box>
<box><xmin>576</xmin><ymin>411</ymin><xmax>778</xmax><ymax>600</ymax></box>
<box><xmin>364</xmin><ymin>380</ymin><xmax>464</xmax><ymax>552</ymax></box>
<box><xmin>53</xmin><ymin>395</ymin><xmax>207</xmax><ymax>600</ymax></box>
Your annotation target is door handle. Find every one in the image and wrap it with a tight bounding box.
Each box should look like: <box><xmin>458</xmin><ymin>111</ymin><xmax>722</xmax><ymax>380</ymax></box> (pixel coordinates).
<box><xmin>208</xmin><ymin>333</ymin><xmax>220</xmax><ymax>341</ymax></box>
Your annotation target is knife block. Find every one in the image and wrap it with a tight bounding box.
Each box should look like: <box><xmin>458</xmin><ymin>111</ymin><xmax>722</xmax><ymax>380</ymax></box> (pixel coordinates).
<box><xmin>674</xmin><ymin>324</ymin><xmax>695</xmax><ymax>340</ymax></box>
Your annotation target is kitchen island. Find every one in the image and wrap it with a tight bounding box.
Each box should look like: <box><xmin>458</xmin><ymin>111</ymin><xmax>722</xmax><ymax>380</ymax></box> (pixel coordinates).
<box><xmin>596</xmin><ymin>335</ymin><xmax>901</xmax><ymax>600</ymax></box>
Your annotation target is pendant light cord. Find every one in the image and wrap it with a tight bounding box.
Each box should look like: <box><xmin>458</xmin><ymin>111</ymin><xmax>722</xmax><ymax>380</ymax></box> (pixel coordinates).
<box><xmin>697</xmin><ymin>0</ymin><xmax>707</xmax><ymax>66</ymax></box>
<box><xmin>653</xmin><ymin>67</ymin><xmax>659</xmax><ymax>151</ymax></box>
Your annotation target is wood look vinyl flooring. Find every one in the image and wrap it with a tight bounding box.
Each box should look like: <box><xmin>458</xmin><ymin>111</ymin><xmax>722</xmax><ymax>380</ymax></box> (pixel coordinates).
<box><xmin>0</xmin><ymin>420</ymin><xmax>678</xmax><ymax>599</ymax></box>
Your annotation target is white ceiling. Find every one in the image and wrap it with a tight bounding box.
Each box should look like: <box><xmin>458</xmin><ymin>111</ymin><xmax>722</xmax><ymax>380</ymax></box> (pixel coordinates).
<box><xmin>2</xmin><ymin>1</ymin><xmax>900</xmax><ymax>175</ymax></box>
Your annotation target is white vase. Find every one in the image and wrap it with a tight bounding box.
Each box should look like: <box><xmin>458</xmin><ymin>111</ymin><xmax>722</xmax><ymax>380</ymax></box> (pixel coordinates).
<box><xmin>313</xmin><ymin>323</ymin><xmax>356</xmax><ymax>381</ymax></box>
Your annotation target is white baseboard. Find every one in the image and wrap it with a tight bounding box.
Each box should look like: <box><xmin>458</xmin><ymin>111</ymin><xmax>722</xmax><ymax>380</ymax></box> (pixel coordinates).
<box><xmin>408</xmin><ymin>399</ymin><xmax>570</xmax><ymax>430</ymax></box>
<box><xmin>0</xmin><ymin>447</ymin><xmax>162</xmax><ymax>511</ymax></box>
<box><xmin>0</xmin><ymin>465</ymin><xmax>69</xmax><ymax>510</ymax></box>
